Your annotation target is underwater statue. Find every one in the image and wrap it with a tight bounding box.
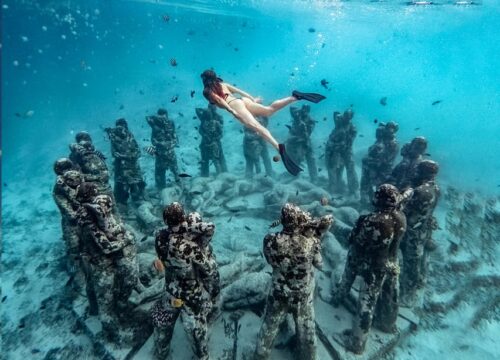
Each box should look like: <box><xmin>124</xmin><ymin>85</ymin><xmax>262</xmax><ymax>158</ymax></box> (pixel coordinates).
<box><xmin>324</xmin><ymin>108</ymin><xmax>358</xmax><ymax>194</ymax></box>
<box><xmin>389</xmin><ymin>136</ymin><xmax>428</xmax><ymax>190</ymax></box>
<box><xmin>52</xmin><ymin>163</ymin><xmax>85</xmax><ymax>292</ymax></box>
<box><xmin>243</xmin><ymin>116</ymin><xmax>274</xmax><ymax>177</ymax></box>
<box><xmin>332</xmin><ymin>184</ymin><xmax>406</xmax><ymax>354</ymax></box>
<box><xmin>69</xmin><ymin>131</ymin><xmax>114</xmax><ymax>200</ymax></box>
<box><xmin>359</xmin><ymin>122</ymin><xmax>400</xmax><ymax>207</ymax></box>
<box><xmin>196</xmin><ymin>104</ymin><xmax>228</xmax><ymax>177</ymax></box>
<box><xmin>254</xmin><ymin>203</ymin><xmax>333</xmax><ymax>360</ymax></box>
<box><xmin>285</xmin><ymin>105</ymin><xmax>319</xmax><ymax>182</ymax></box>
<box><xmin>146</xmin><ymin>108</ymin><xmax>180</xmax><ymax>189</ymax></box>
<box><xmin>76</xmin><ymin>194</ymin><xmax>142</xmax><ymax>342</ymax></box>
<box><xmin>151</xmin><ymin>202</ymin><xmax>219</xmax><ymax>360</ymax></box>
<box><xmin>201</xmin><ymin>69</ymin><xmax>326</xmax><ymax>176</ymax></box>
<box><xmin>105</xmin><ymin>118</ymin><xmax>146</xmax><ymax>209</ymax></box>
<box><xmin>480</xmin><ymin>197</ymin><xmax>500</xmax><ymax>265</ymax></box>
<box><xmin>400</xmin><ymin>160</ymin><xmax>440</xmax><ymax>306</ymax></box>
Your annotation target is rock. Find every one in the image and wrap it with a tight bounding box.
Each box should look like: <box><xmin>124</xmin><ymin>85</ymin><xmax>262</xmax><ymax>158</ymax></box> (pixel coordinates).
<box><xmin>136</xmin><ymin>202</ymin><xmax>162</xmax><ymax>229</ymax></box>
<box><xmin>333</xmin><ymin>206</ymin><xmax>359</xmax><ymax>226</ymax></box>
<box><xmin>331</xmin><ymin>218</ymin><xmax>353</xmax><ymax>248</ymax></box>
<box><xmin>129</xmin><ymin>279</ymin><xmax>164</xmax><ymax>306</ymax></box>
<box><xmin>225</xmin><ymin>197</ymin><xmax>249</xmax><ymax>212</ymax></box>
<box><xmin>160</xmin><ymin>186</ymin><xmax>183</xmax><ymax>206</ymax></box>
<box><xmin>219</xmin><ymin>253</ymin><xmax>266</xmax><ymax>288</ymax></box>
<box><xmin>137</xmin><ymin>253</ymin><xmax>163</xmax><ymax>285</ymax></box>
<box><xmin>321</xmin><ymin>232</ymin><xmax>345</xmax><ymax>268</ymax></box>
<box><xmin>222</xmin><ymin>271</ymin><xmax>271</xmax><ymax>310</ymax></box>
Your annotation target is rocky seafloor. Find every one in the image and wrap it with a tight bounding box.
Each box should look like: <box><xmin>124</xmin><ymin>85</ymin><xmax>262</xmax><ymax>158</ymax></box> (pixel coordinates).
<box><xmin>1</xmin><ymin>169</ymin><xmax>499</xmax><ymax>360</ymax></box>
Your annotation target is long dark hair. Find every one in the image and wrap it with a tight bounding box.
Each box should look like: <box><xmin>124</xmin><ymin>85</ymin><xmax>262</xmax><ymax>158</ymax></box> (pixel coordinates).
<box><xmin>201</xmin><ymin>69</ymin><xmax>224</xmax><ymax>102</ymax></box>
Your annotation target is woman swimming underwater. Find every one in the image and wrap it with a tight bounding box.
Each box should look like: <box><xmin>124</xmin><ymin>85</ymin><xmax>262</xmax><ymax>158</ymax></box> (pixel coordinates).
<box><xmin>201</xmin><ymin>69</ymin><xmax>325</xmax><ymax>176</ymax></box>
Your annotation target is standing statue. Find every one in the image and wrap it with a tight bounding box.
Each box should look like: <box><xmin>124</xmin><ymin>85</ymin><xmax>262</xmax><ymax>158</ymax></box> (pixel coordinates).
<box><xmin>325</xmin><ymin>109</ymin><xmax>358</xmax><ymax>195</ymax></box>
<box><xmin>389</xmin><ymin>136</ymin><xmax>428</xmax><ymax>190</ymax></box>
<box><xmin>151</xmin><ymin>203</ymin><xmax>219</xmax><ymax>360</ymax></box>
<box><xmin>285</xmin><ymin>105</ymin><xmax>318</xmax><ymax>181</ymax></box>
<box><xmin>332</xmin><ymin>184</ymin><xmax>407</xmax><ymax>354</ymax></box>
<box><xmin>400</xmin><ymin>160</ymin><xmax>440</xmax><ymax>306</ymax></box>
<box><xmin>69</xmin><ymin>131</ymin><xmax>113</xmax><ymax>200</ymax></box>
<box><xmin>254</xmin><ymin>203</ymin><xmax>333</xmax><ymax>360</ymax></box>
<box><xmin>146</xmin><ymin>109</ymin><xmax>180</xmax><ymax>189</ymax></box>
<box><xmin>105</xmin><ymin>118</ymin><xmax>146</xmax><ymax>208</ymax></box>
<box><xmin>360</xmin><ymin>122</ymin><xmax>399</xmax><ymax>206</ymax></box>
<box><xmin>243</xmin><ymin>116</ymin><xmax>274</xmax><ymax>177</ymax></box>
<box><xmin>196</xmin><ymin>104</ymin><xmax>227</xmax><ymax>177</ymax></box>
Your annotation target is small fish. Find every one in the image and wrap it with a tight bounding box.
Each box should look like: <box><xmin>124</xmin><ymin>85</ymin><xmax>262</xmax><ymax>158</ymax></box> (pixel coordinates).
<box><xmin>94</xmin><ymin>150</ymin><xmax>106</xmax><ymax>161</ymax></box>
<box><xmin>144</xmin><ymin>145</ymin><xmax>157</xmax><ymax>156</ymax></box>
<box><xmin>162</xmin><ymin>14</ymin><xmax>170</xmax><ymax>22</ymax></box>
<box><xmin>190</xmin><ymin>90</ymin><xmax>195</xmax><ymax>98</ymax></box>
<box><xmin>15</xmin><ymin>113</ymin><xmax>21</xmax><ymax>117</ymax></box>
<box><xmin>170</xmin><ymin>58</ymin><xmax>178</xmax><ymax>67</ymax></box>
<box><xmin>290</xmin><ymin>72</ymin><xmax>295</xmax><ymax>77</ymax></box>
<box><xmin>153</xmin><ymin>259</ymin><xmax>165</xmax><ymax>272</ymax></box>
<box><xmin>139</xmin><ymin>90</ymin><xmax>144</xmax><ymax>95</ymax></box>
<box><xmin>18</xmin><ymin>322</ymin><xmax>25</xmax><ymax>329</ymax></box>
<box><xmin>191</xmin><ymin>191</ymin><xmax>203</xmax><ymax>195</ymax></box>
<box><xmin>269</xmin><ymin>219</ymin><xmax>281</xmax><ymax>228</ymax></box>
<box><xmin>3</xmin><ymin>183</ymin><xmax>7</xmax><ymax>187</ymax></box>
<box><xmin>149</xmin><ymin>59</ymin><xmax>157</xmax><ymax>64</ymax></box>
<box><xmin>319</xmin><ymin>154</ymin><xmax>325</xmax><ymax>159</ymax></box>
<box><xmin>178</xmin><ymin>173</ymin><xmax>192</xmax><ymax>178</ymax></box>
<box><xmin>424</xmin><ymin>153</ymin><xmax>431</xmax><ymax>156</ymax></box>
<box><xmin>234</xmin><ymin>47</ymin><xmax>239</xmax><ymax>52</ymax></box>
<box><xmin>31</xmin><ymin>349</ymin><xmax>41</xmax><ymax>355</ymax></box>
<box><xmin>227</xmin><ymin>216</ymin><xmax>233</xmax><ymax>223</ymax></box>
<box><xmin>244</xmin><ymin>226</ymin><xmax>252</xmax><ymax>231</ymax></box>
<box><xmin>308</xmin><ymin>27</ymin><xmax>316</xmax><ymax>33</ymax></box>
<box><xmin>285</xmin><ymin>125</ymin><xmax>292</xmax><ymax>131</ymax></box>
<box><xmin>359</xmin><ymin>134</ymin><xmax>364</xmax><ymax>137</ymax></box>
<box><xmin>374</xmin><ymin>119</ymin><xmax>378</xmax><ymax>124</ymax></box>
<box><xmin>320</xmin><ymin>79</ymin><xmax>329</xmax><ymax>89</ymax></box>
<box><xmin>432</xmin><ymin>100</ymin><xmax>442</xmax><ymax>105</ymax></box>
<box><xmin>1</xmin><ymin>296</ymin><xmax>6</xmax><ymax>303</ymax></box>
<box><xmin>323</xmin><ymin>117</ymin><xmax>327</xmax><ymax>121</ymax></box>
<box><xmin>140</xmin><ymin>235</ymin><xmax>148</xmax><ymax>242</ymax></box>
<box><xmin>171</xmin><ymin>95</ymin><xmax>178</xmax><ymax>103</ymax></box>
<box><xmin>178</xmin><ymin>112</ymin><xmax>184</xmax><ymax>117</ymax></box>
<box><xmin>380</xmin><ymin>97</ymin><xmax>387</xmax><ymax>106</ymax></box>
<box><xmin>119</xmin><ymin>104</ymin><xmax>124</xmax><ymax>110</ymax></box>
<box><xmin>296</xmin><ymin>190</ymin><xmax>299</xmax><ymax>196</ymax></box>
<box><xmin>194</xmin><ymin>126</ymin><xmax>199</xmax><ymax>130</ymax></box>
<box><xmin>414</xmin><ymin>127</ymin><xmax>420</xmax><ymax>131</ymax></box>
<box><xmin>193</xmin><ymin>116</ymin><xmax>197</xmax><ymax>119</ymax></box>
<box><xmin>229</xmin><ymin>209</ymin><xmax>240</xmax><ymax>213</ymax></box>
<box><xmin>318</xmin><ymin>168</ymin><xmax>322</xmax><ymax>172</ymax></box>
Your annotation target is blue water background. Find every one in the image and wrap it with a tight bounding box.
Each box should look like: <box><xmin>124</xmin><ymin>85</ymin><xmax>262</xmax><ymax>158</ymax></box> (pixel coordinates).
<box><xmin>2</xmin><ymin>0</ymin><xmax>499</xmax><ymax>192</ymax></box>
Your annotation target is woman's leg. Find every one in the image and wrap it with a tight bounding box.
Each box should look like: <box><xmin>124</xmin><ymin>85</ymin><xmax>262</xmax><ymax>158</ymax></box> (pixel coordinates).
<box><xmin>232</xmin><ymin>102</ymin><xmax>280</xmax><ymax>150</ymax></box>
<box><xmin>243</xmin><ymin>96</ymin><xmax>297</xmax><ymax>117</ymax></box>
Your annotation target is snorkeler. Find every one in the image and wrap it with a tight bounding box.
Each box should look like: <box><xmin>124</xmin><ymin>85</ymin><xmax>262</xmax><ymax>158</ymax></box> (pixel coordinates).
<box><xmin>200</xmin><ymin>69</ymin><xmax>326</xmax><ymax>176</ymax></box>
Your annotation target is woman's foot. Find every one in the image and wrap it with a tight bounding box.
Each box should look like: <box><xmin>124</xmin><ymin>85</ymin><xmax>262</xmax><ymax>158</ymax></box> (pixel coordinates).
<box><xmin>292</xmin><ymin>90</ymin><xmax>326</xmax><ymax>103</ymax></box>
<box><xmin>278</xmin><ymin>144</ymin><xmax>303</xmax><ymax>176</ymax></box>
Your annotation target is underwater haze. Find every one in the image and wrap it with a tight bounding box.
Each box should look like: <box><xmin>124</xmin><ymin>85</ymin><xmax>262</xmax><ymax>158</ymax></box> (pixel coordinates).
<box><xmin>1</xmin><ymin>1</ymin><xmax>499</xmax><ymax>360</ymax></box>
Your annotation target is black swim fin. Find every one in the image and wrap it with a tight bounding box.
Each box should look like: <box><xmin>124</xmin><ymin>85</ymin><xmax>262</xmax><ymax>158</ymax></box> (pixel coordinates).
<box><xmin>279</xmin><ymin>144</ymin><xmax>303</xmax><ymax>176</ymax></box>
<box><xmin>292</xmin><ymin>90</ymin><xmax>326</xmax><ymax>104</ymax></box>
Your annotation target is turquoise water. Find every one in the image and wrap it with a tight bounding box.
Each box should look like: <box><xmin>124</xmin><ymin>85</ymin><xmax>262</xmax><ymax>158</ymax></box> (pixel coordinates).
<box><xmin>2</xmin><ymin>1</ymin><xmax>499</xmax><ymax>359</ymax></box>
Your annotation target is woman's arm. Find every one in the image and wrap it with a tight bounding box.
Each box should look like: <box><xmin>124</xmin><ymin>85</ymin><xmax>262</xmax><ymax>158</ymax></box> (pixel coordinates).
<box><xmin>225</xmin><ymin>83</ymin><xmax>256</xmax><ymax>102</ymax></box>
